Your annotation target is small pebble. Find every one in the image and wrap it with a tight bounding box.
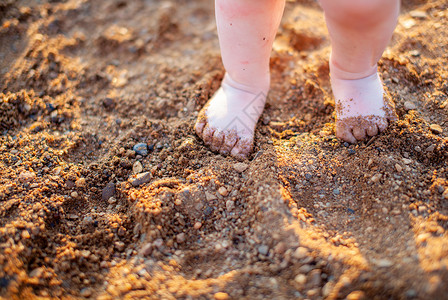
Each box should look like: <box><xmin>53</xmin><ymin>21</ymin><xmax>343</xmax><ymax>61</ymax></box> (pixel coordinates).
<box><xmin>226</xmin><ymin>200</ymin><xmax>234</xmax><ymax>211</ymax></box>
<box><xmin>218</xmin><ymin>186</ymin><xmax>228</xmax><ymax>196</ymax></box>
<box><xmin>176</xmin><ymin>233</ymin><xmax>186</xmax><ymax>244</ymax></box>
<box><xmin>299</xmin><ymin>264</ymin><xmax>313</xmax><ymax>274</ymax></box>
<box><xmin>410</xmin><ymin>10</ymin><xmax>428</xmax><ymax>19</ymax></box>
<box><xmin>404</xmin><ymin>101</ymin><xmax>417</xmax><ymax>110</ymax></box>
<box><xmin>294</xmin><ymin>274</ymin><xmax>307</xmax><ymax>285</ymax></box>
<box><xmin>410</xmin><ymin>50</ymin><xmax>420</xmax><ymax>57</ymax></box>
<box><xmin>115</xmin><ymin>241</ymin><xmax>125</xmax><ymax>252</ymax></box>
<box><xmin>129</xmin><ymin>172</ymin><xmax>152</xmax><ymax>187</ymax></box>
<box><xmin>395</xmin><ymin>164</ymin><xmax>403</xmax><ymax>172</ymax></box>
<box><xmin>322</xmin><ymin>282</ymin><xmax>333</xmax><ymax>298</ymax></box>
<box><xmin>132</xmin><ymin>161</ymin><xmax>143</xmax><ymax>174</ymax></box>
<box><xmin>29</xmin><ymin>267</ymin><xmax>43</xmax><ymax>278</ymax></box>
<box><xmin>418</xmin><ymin>206</ymin><xmax>427</xmax><ymax>213</ymax></box>
<box><xmin>274</xmin><ymin>242</ymin><xmax>287</xmax><ymax>255</ymax></box>
<box><xmin>137</xmin><ymin>268</ymin><xmax>148</xmax><ymax>277</ymax></box>
<box><xmin>133</xmin><ymin>143</ymin><xmax>148</xmax><ymax>156</ymax></box>
<box><xmin>233</xmin><ymin>162</ymin><xmax>248</xmax><ymax>173</ymax></box>
<box><xmin>402</xmin><ymin>158</ymin><xmax>412</xmax><ymax>165</ymax></box>
<box><xmin>18</xmin><ymin>171</ymin><xmax>36</xmax><ymax>183</ymax></box>
<box><xmin>153</xmin><ymin>238</ymin><xmax>164</xmax><ymax>249</ymax></box>
<box><xmin>425</xmin><ymin>144</ymin><xmax>436</xmax><ymax>152</ymax></box>
<box><xmin>307</xmin><ymin>289</ymin><xmax>318</xmax><ymax>297</ymax></box>
<box><xmin>376</xmin><ymin>259</ymin><xmax>393</xmax><ymax>268</ymax></box>
<box><xmin>194</xmin><ymin>222</ymin><xmax>202</xmax><ymax>230</ymax></box>
<box><xmin>118</xmin><ymin>226</ymin><xmax>126</xmax><ymax>237</ymax></box>
<box><xmin>80</xmin><ymin>287</ymin><xmax>93</xmax><ymax>297</ymax></box>
<box><xmin>370</xmin><ymin>173</ymin><xmax>382</xmax><ymax>183</ymax></box>
<box><xmin>90</xmin><ymin>254</ymin><xmax>99</xmax><ymax>262</ymax></box>
<box><xmin>82</xmin><ymin>216</ymin><xmax>94</xmax><ymax>226</ymax></box>
<box><xmin>429</xmin><ymin>124</ymin><xmax>443</xmax><ymax>134</ymax></box>
<box><xmin>140</xmin><ymin>243</ymin><xmax>153</xmax><ymax>256</ymax></box>
<box><xmin>293</xmin><ymin>247</ymin><xmax>309</xmax><ymax>260</ymax></box>
<box><xmin>71</xmin><ymin>191</ymin><xmax>79</xmax><ymax>198</ymax></box>
<box><xmin>205</xmin><ymin>191</ymin><xmax>217</xmax><ymax>201</ymax></box>
<box><xmin>346</xmin><ymin>290</ymin><xmax>366</xmax><ymax>300</ymax></box>
<box><xmin>215</xmin><ymin>243</ymin><xmax>223</xmax><ymax>252</ymax></box>
<box><xmin>65</xmin><ymin>180</ymin><xmax>75</xmax><ymax>189</ymax></box>
<box><xmin>391</xmin><ymin>209</ymin><xmax>401</xmax><ymax>215</ymax></box>
<box><xmin>258</xmin><ymin>245</ymin><xmax>269</xmax><ymax>256</ymax></box>
<box><xmin>133</xmin><ymin>223</ymin><xmax>142</xmax><ymax>235</ymax></box>
<box><xmin>108</xmin><ymin>197</ymin><xmax>117</xmax><ymax>204</ymax></box>
<box><xmin>214</xmin><ymin>292</ymin><xmax>229</xmax><ymax>300</ymax></box>
<box><xmin>21</xmin><ymin>230</ymin><xmax>30</xmax><ymax>239</ymax></box>
<box><xmin>102</xmin><ymin>97</ymin><xmax>115</xmax><ymax>110</ymax></box>
<box><xmin>81</xmin><ymin>250</ymin><xmax>91</xmax><ymax>258</ymax></box>
<box><xmin>416</xmin><ymin>233</ymin><xmax>431</xmax><ymax>244</ymax></box>
<box><xmin>309</xmin><ymin>269</ymin><xmax>322</xmax><ymax>287</ymax></box>
<box><xmin>102</xmin><ymin>182</ymin><xmax>116</xmax><ymax>201</ymax></box>
<box><xmin>75</xmin><ymin>177</ymin><xmax>86</xmax><ymax>187</ymax></box>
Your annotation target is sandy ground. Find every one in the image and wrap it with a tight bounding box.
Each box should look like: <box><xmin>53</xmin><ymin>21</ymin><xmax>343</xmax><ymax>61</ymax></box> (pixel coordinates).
<box><xmin>1</xmin><ymin>0</ymin><xmax>448</xmax><ymax>299</ymax></box>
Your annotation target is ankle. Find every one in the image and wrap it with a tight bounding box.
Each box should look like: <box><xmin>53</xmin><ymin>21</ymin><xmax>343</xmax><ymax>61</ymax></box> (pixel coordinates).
<box><xmin>329</xmin><ymin>57</ymin><xmax>378</xmax><ymax>81</ymax></box>
<box><xmin>223</xmin><ymin>72</ymin><xmax>270</xmax><ymax>96</ymax></box>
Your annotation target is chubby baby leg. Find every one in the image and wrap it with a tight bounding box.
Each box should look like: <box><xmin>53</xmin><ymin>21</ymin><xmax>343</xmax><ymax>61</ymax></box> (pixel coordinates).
<box><xmin>195</xmin><ymin>0</ymin><xmax>285</xmax><ymax>160</ymax></box>
<box><xmin>320</xmin><ymin>0</ymin><xmax>400</xmax><ymax>143</ymax></box>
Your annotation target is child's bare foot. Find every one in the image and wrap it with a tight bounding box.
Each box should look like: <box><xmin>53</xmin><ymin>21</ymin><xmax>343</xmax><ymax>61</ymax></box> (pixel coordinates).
<box><xmin>332</xmin><ymin>72</ymin><xmax>398</xmax><ymax>143</ymax></box>
<box><xmin>195</xmin><ymin>74</ymin><xmax>268</xmax><ymax>160</ymax></box>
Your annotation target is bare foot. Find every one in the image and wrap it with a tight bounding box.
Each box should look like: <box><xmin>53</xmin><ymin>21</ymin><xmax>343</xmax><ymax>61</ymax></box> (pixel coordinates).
<box><xmin>195</xmin><ymin>73</ymin><xmax>268</xmax><ymax>160</ymax></box>
<box><xmin>332</xmin><ymin>72</ymin><xmax>398</xmax><ymax>143</ymax></box>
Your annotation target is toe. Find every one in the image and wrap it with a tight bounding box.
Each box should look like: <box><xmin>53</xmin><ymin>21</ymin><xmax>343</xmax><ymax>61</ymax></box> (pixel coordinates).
<box><xmin>195</xmin><ymin>109</ymin><xmax>208</xmax><ymax>137</ymax></box>
<box><xmin>195</xmin><ymin>119</ymin><xmax>206</xmax><ymax>136</ymax></box>
<box><xmin>352</xmin><ymin>127</ymin><xmax>367</xmax><ymax>141</ymax></box>
<box><xmin>387</xmin><ymin>111</ymin><xmax>398</xmax><ymax>122</ymax></box>
<box><xmin>336</xmin><ymin>122</ymin><xmax>357</xmax><ymax>144</ymax></box>
<box><xmin>230</xmin><ymin>136</ymin><xmax>253</xmax><ymax>160</ymax></box>
<box><xmin>220</xmin><ymin>133</ymin><xmax>238</xmax><ymax>156</ymax></box>
<box><xmin>202</xmin><ymin>124</ymin><xmax>215</xmax><ymax>146</ymax></box>
<box><xmin>366</xmin><ymin>124</ymin><xmax>379</xmax><ymax>136</ymax></box>
<box><xmin>377</xmin><ymin>118</ymin><xmax>388</xmax><ymax>132</ymax></box>
<box><xmin>210</xmin><ymin>130</ymin><xmax>225</xmax><ymax>152</ymax></box>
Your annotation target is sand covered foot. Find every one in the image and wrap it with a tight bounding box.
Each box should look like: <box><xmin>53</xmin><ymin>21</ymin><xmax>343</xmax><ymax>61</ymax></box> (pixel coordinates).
<box><xmin>195</xmin><ymin>74</ymin><xmax>268</xmax><ymax>160</ymax></box>
<box><xmin>332</xmin><ymin>72</ymin><xmax>398</xmax><ymax>143</ymax></box>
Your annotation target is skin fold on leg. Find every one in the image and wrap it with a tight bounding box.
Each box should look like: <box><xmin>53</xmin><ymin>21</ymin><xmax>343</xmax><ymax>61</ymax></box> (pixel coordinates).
<box><xmin>195</xmin><ymin>0</ymin><xmax>285</xmax><ymax>159</ymax></box>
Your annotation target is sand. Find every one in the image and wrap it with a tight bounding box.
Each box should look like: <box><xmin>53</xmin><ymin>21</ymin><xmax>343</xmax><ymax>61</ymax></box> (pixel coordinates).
<box><xmin>1</xmin><ymin>0</ymin><xmax>447</xmax><ymax>299</ymax></box>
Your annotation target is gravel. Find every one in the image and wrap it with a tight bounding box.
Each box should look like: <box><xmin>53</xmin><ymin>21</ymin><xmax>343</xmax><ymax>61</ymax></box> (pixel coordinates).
<box><xmin>258</xmin><ymin>245</ymin><xmax>269</xmax><ymax>256</ymax></box>
<box><xmin>233</xmin><ymin>162</ymin><xmax>248</xmax><ymax>173</ymax></box>
<box><xmin>429</xmin><ymin>124</ymin><xmax>443</xmax><ymax>134</ymax></box>
<box><xmin>404</xmin><ymin>101</ymin><xmax>417</xmax><ymax>110</ymax></box>
<box><xmin>129</xmin><ymin>172</ymin><xmax>152</xmax><ymax>187</ymax></box>
<box><xmin>102</xmin><ymin>182</ymin><xmax>116</xmax><ymax>201</ymax></box>
<box><xmin>133</xmin><ymin>143</ymin><xmax>149</xmax><ymax>156</ymax></box>
<box><xmin>18</xmin><ymin>171</ymin><xmax>36</xmax><ymax>183</ymax></box>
